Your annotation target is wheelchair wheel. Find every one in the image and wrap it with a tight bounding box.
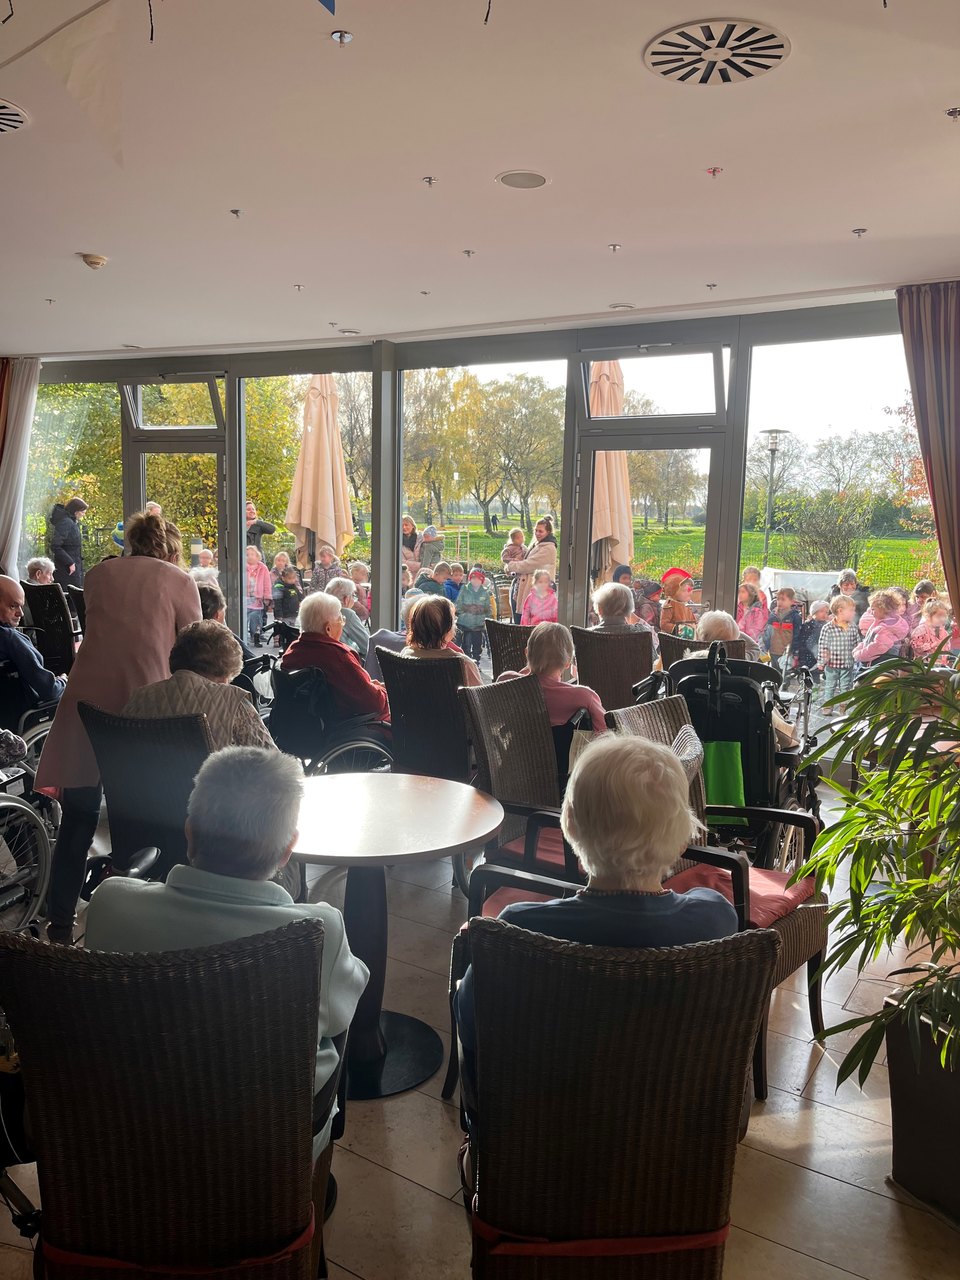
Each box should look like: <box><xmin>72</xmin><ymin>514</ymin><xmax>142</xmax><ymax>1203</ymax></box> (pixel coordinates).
<box><xmin>0</xmin><ymin>796</ymin><xmax>52</xmax><ymax>932</ymax></box>
<box><xmin>314</xmin><ymin>739</ymin><xmax>394</xmax><ymax>775</ymax></box>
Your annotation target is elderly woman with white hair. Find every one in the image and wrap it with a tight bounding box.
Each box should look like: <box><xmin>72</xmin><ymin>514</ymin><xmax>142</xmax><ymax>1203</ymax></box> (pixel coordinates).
<box><xmin>324</xmin><ymin>576</ymin><xmax>369</xmax><ymax>659</ymax></box>
<box><xmin>25</xmin><ymin>556</ymin><xmax>55</xmax><ymax>585</ymax></box>
<box><xmin>497</xmin><ymin>622</ymin><xmax>607</xmax><ymax>732</ymax></box>
<box><xmin>280</xmin><ymin>589</ymin><xmax>389</xmax><ymax>723</ymax></box>
<box><xmin>454</xmin><ymin>735</ymin><xmax>738</xmax><ymax>1101</ymax></box>
<box><xmin>591</xmin><ymin>581</ymin><xmax>659</xmax><ymax>654</ymax></box>
<box><xmin>696</xmin><ymin>608</ymin><xmax>760</xmax><ymax>661</ymax></box>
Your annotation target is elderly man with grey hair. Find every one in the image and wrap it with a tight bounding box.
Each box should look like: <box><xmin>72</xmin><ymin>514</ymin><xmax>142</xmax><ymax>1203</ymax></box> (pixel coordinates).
<box><xmin>85</xmin><ymin>746</ymin><xmax>368</xmax><ymax>1163</ymax></box>
<box><xmin>25</xmin><ymin>556</ymin><xmax>56</xmax><ymax>585</ymax></box>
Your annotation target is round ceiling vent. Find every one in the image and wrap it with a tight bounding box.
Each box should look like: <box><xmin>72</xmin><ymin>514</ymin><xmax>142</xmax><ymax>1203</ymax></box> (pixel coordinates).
<box><xmin>643</xmin><ymin>19</ymin><xmax>790</xmax><ymax>85</ymax></box>
<box><xmin>0</xmin><ymin>99</ymin><xmax>29</xmax><ymax>134</ymax></box>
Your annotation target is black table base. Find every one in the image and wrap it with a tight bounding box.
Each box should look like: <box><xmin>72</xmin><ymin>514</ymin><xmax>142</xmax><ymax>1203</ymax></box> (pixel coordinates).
<box><xmin>347</xmin><ymin>1010</ymin><xmax>444</xmax><ymax>1100</ymax></box>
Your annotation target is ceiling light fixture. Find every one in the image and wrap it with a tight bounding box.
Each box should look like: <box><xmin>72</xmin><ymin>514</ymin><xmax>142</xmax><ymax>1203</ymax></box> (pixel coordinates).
<box><xmin>608</xmin><ymin>303</ymin><xmax>636</xmax><ymax>311</ymax></box>
<box><xmin>77</xmin><ymin>252</ymin><xmax>108</xmax><ymax>270</ymax></box>
<box><xmin>496</xmin><ymin>170</ymin><xmax>548</xmax><ymax>189</ymax></box>
<box><xmin>852</xmin><ymin>227</ymin><xmax>868</xmax><ymax>238</ymax></box>
<box><xmin>338</xmin><ymin>327</ymin><xmax>360</xmax><ymax>336</ymax></box>
<box><xmin>331</xmin><ymin>30</ymin><xmax>353</xmax><ymax>46</ymax></box>
<box><xmin>644</xmin><ymin>20</ymin><xmax>791</xmax><ymax>85</ymax></box>
<box><xmin>945</xmin><ymin>107</ymin><xmax>960</xmax><ymax>122</ymax></box>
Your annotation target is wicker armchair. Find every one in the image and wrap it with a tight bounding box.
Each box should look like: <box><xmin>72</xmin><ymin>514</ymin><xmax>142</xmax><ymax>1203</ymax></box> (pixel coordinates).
<box><xmin>605</xmin><ymin>694</ymin><xmax>827</xmax><ymax>1098</ymax></box>
<box><xmin>377</xmin><ymin>647</ymin><xmax>471</xmax><ymax>781</ymax></box>
<box><xmin>570</xmin><ymin>626</ymin><xmax>654</xmax><ymax>711</ymax></box>
<box><xmin>466</xmin><ymin>917</ymin><xmax>780</xmax><ymax>1278</ymax></box>
<box><xmin>20</xmin><ymin>582</ymin><xmax>78</xmax><ymax>675</ymax></box>
<box><xmin>0</xmin><ymin>921</ymin><xmax>326</xmax><ymax>1279</ymax></box>
<box><xmin>484</xmin><ymin>619</ymin><xmax>535</xmax><ymax>681</ymax></box>
<box><xmin>78</xmin><ymin>702</ymin><xmax>215</xmax><ymax>879</ymax></box>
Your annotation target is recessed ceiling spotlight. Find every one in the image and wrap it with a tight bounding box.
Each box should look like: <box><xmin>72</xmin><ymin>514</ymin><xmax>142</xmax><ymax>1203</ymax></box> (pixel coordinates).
<box><xmin>331</xmin><ymin>30</ymin><xmax>353</xmax><ymax>46</ymax></box>
<box><xmin>462</xmin><ymin>249</ymin><xmax>477</xmax><ymax>257</ymax></box>
<box><xmin>338</xmin><ymin>327</ymin><xmax>360</xmax><ymax>336</ymax></box>
<box><xmin>608</xmin><ymin>243</ymin><xmax>622</xmax><ymax>253</ymax></box>
<box><xmin>422</xmin><ymin>176</ymin><xmax>438</xmax><ymax>186</ymax></box>
<box><xmin>496</xmin><ymin>170</ymin><xmax>548</xmax><ymax>189</ymax></box>
<box><xmin>945</xmin><ymin>107</ymin><xmax>960</xmax><ymax>122</ymax></box>
<box><xmin>77</xmin><ymin>252</ymin><xmax>108</xmax><ymax>270</ymax></box>
<box><xmin>852</xmin><ymin>227</ymin><xmax>868</xmax><ymax>238</ymax></box>
<box><xmin>608</xmin><ymin>303</ymin><xmax>636</xmax><ymax>311</ymax></box>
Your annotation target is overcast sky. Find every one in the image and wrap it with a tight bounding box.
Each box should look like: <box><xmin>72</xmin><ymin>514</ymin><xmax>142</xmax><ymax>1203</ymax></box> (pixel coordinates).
<box><xmin>469</xmin><ymin>333</ymin><xmax>911</xmax><ymax>445</ymax></box>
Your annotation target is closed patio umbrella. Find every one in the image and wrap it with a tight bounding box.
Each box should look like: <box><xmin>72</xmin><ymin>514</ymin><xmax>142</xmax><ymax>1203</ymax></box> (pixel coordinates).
<box><xmin>286</xmin><ymin>374</ymin><xmax>354</xmax><ymax>568</ymax></box>
<box><xmin>589</xmin><ymin>361</ymin><xmax>634</xmax><ymax>583</ymax></box>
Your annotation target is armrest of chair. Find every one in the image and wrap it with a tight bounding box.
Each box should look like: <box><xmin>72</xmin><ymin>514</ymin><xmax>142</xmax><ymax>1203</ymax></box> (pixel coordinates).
<box><xmin>466</xmin><ymin>861</ymin><xmax>582</xmax><ymax>922</ymax></box>
<box><xmin>676</xmin><ymin>842</ymin><xmax>752</xmax><ymax>931</ymax></box>
<box><xmin>500</xmin><ymin>803</ymin><xmax>582</xmax><ymax>881</ymax></box>
<box><xmin>123</xmin><ymin>847</ymin><xmax>161</xmax><ymax>880</ymax></box>
<box><xmin>706</xmin><ymin>804</ymin><xmax>819</xmax><ymax>855</ymax></box>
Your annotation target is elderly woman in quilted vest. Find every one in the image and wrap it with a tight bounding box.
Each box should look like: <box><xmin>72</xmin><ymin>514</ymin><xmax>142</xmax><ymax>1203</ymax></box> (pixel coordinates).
<box><xmin>122</xmin><ymin>621</ymin><xmax>274</xmax><ymax>751</ymax></box>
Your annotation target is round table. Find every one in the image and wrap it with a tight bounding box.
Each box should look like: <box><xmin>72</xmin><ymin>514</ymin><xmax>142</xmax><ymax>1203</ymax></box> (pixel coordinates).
<box><xmin>293</xmin><ymin>773</ymin><xmax>503</xmax><ymax>1100</ymax></box>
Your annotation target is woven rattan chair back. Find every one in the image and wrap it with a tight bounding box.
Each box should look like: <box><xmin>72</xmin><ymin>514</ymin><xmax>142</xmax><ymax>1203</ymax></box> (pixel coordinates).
<box><xmin>484</xmin><ymin>619</ymin><xmax>535</xmax><ymax>681</ymax></box>
<box><xmin>469</xmin><ymin>918</ymin><xmax>779</xmax><ymax>1278</ymax></box>
<box><xmin>605</xmin><ymin>696</ymin><xmax>707</xmax><ymax>825</ymax></box>
<box><xmin>458</xmin><ymin>675</ymin><xmax>559</xmax><ymax>809</ymax></box>
<box><xmin>570</xmin><ymin>626</ymin><xmax>654</xmax><ymax>712</ymax></box>
<box><xmin>21</xmin><ymin>581</ymin><xmax>77</xmax><ymax>674</ymax></box>
<box><xmin>0</xmin><ymin>921</ymin><xmax>323</xmax><ymax>1278</ymax></box>
<box><xmin>78</xmin><ymin>702</ymin><xmax>215</xmax><ymax>876</ymax></box>
<box><xmin>378</xmin><ymin>648</ymin><xmax>471</xmax><ymax>781</ymax></box>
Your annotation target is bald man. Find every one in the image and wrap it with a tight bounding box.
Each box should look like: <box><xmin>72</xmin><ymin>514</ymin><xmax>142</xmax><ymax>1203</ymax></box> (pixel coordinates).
<box><xmin>0</xmin><ymin>576</ymin><xmax>66</xmax><ymax>709</ymax></box>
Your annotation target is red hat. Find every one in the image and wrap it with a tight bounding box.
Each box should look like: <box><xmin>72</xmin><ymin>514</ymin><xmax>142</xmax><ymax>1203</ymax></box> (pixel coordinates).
<box><xmin>661</xmin><ymin>566</ymin><xmax>692</xmax><ymax>584</ymax></box>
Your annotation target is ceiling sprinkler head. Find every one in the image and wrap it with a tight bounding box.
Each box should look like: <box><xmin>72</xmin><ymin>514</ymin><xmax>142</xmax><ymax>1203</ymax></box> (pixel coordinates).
<box><xmin>706</xmin><ymin>282</ymin><xmax>718</xmax><ymax>290</ymax></box>
<box><xmin>422</xmin><ymin>176</ymin><xmax>438</xmax><ymax>186</ymax></box>
<box><xmin>706</xmin><ymin>167</ymin><xmax>723</xmax><ymax>179</ymax></box>
<box><xmin>44</xmin><ymin>298</ymin><xmax>55</xmax><ymax>305</ymax></box>
<box><xmin>78</xmin><ymin>252</ymin><xmax>108</xmax><ymax>270</ymax></box>
<box><xmin>462</xmin><ymin>248</ymin><xmax>476</xmax><ymax>257</ymax></box>
<box><xmin>420</xmin><ymin>290</ymin><xmax>431</xmax><ymax>295</ymax></box>
<box><xmin>608</xmin><ymin>242</ymin><xmax>622</xmax><ymax>253</ymax></box>
<box><xmin>230</xmin><ymin>208</ymin><xmax>243</xmax><ymax>218</ymax></box>
<box><xmin>294</xmin><ymin>284</ymin><xmax>304</xmax><ymax>292</ymax></box>
<box><xmin>852</xmin><ymin>227</ymin><xmax>868</xmax><ymax>238</ymax></box>
<box><xmin>945</xmin><ymin>107</ymin><xmax>960</xmax><ymax>122</ymax></box>
<box><xmin>331</xmin><ymin>30</ymin><xmax>353</xmax><ymax>46</ymax></box>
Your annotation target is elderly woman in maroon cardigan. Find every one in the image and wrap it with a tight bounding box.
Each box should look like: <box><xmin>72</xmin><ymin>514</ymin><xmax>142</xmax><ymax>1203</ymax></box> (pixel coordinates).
<box><xmin>280</xmin><ymin>590</ymin><xmax>390</xmax><ymax>724</ymax></box>
<box><xmin>37</xmin><ymin>511</ymin><xmax>201</xmax><ymax>943</ymax></box>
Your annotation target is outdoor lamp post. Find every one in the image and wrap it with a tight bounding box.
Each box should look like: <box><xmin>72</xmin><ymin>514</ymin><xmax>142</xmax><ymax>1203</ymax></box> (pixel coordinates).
<box><xmin>759</xmin><ymin>428</ymin><xmax>789</xmax><ymax>567</ymax></box>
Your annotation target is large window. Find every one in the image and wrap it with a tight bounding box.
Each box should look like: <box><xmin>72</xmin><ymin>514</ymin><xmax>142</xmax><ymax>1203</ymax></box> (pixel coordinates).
<box><xmin>740</xmin><ymin>334</ymin><xmax>933</xmax><ymax>592</ymax></box>
<box><xmin>401</xmin><ymin>361</ymin><xmax>566</xmax><ymax>577</ymax></box>
<box><xmin>20</xmin><ymin>382</ymin><xmax>122</xmax><ymax>574</ymax></box>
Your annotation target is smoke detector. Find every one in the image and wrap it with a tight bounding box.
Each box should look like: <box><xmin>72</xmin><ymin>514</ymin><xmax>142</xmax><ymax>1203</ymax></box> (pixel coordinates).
<box><xmin>77</xmin><ymin>253</ymin><xmax>109</xmax><ymax>270</ymax></box>
<box><xmin>644</xmin><ymin>19</ymin><xmax>790</xmax><ymax>85</ymax></box>
<box><xmin>0</xmin><ymin>99</ymin><xmax>29</xmax><ymax>134</ymax></box>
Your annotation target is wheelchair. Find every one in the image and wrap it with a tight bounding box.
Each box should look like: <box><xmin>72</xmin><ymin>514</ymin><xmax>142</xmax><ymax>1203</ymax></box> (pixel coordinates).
<box><xmin>269</xmin><ymin>665</ymin><xmax>393</xmax><ymax>775</ymax></box>
<box><xmin>637</xmin><ymin>642</ymin><xmax>821</xmax><ymax>871</ymax></box>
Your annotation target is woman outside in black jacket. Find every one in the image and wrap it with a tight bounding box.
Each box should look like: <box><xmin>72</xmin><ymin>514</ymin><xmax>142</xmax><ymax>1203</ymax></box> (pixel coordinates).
<box><xmin>50</xmin><ymin>498</ymin><xmax>88</xmax><ymax>587</ymax></box>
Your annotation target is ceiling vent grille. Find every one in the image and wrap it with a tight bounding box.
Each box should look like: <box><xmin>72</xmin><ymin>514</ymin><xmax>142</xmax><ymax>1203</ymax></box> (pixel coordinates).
<box><xmin>0</xmin><ymin>99</ymin><xmax>29</xmax><ymax>133</ymax></box>
<box><xmin>643</xmin><ymin>20</ymin><xmax>790</xmax><ymax>85</ymax></box>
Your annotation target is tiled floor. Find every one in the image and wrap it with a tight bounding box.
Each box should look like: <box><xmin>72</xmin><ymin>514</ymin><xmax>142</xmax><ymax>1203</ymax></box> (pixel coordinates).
<box><xmin>2</xmin><ymin>820</ymin><xmax>958</xmax><ymax>1278</ymax></box>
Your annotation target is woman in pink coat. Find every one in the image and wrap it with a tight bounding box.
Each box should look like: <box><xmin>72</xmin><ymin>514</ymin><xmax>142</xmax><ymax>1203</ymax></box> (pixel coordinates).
<box><xmin>38</xmin><ymin>512</ymin><xmax>201</xmax><ymax>942</ymax></box>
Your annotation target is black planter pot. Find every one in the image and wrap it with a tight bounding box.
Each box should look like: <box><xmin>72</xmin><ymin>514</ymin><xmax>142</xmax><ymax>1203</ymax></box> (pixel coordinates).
<box><xmin>884</xmin><ymin>1000</ymin><xmax>960</xmax><ymax>1223</ymax></box>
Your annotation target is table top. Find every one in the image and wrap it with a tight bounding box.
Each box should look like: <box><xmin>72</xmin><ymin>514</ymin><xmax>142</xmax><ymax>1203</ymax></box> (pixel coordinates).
<box><xmin>293</xmin><ymin>773</ymin><xmax>504</xmax><ymax>866</ymax></box>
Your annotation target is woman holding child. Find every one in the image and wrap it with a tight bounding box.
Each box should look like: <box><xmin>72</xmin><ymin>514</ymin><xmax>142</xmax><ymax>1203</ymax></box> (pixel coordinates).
<box><xmin>504</xmin><ymin>517</ymin><xmax>557</xmax><ymax>619</ymax></box>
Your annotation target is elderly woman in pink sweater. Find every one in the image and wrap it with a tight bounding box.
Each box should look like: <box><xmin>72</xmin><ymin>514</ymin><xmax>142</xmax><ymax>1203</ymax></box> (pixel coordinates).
<box><xmin>497</xmin><ymin>622</ymin><xmax>607</xmax><ymax>733</ymax></box>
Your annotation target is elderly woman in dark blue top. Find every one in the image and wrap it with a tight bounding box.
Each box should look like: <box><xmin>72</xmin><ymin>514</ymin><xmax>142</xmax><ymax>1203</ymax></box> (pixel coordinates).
<box><xmin>455</xmin><ymin>734</ymin><xmax>738</xmax><ymax>1106</ymax></box>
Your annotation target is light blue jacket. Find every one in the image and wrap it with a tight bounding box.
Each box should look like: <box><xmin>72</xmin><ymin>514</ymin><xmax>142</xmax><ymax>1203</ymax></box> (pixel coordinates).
<box><xmin>85</xmin><ymin>864</ymin><xmax>368</xmax><ymax>1156</ymax></box>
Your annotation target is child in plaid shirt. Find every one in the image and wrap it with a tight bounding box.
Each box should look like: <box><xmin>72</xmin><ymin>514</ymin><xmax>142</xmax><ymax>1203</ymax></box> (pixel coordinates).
<box><xmin>818</xmin><ymin>595</ymin><xmax>858</xmax><ymax>703</ymax></box>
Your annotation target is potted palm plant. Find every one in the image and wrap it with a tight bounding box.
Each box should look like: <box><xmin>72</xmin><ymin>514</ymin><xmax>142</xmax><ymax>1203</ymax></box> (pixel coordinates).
<box><xmin>799</xmin><ymin>653</ymin><xmax>960</xmax><ymax>1221</ymax></box>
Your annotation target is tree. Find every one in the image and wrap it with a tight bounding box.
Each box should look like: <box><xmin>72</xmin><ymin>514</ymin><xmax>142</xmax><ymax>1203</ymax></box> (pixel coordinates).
<box><xmin>786</xmin><ymin>490</ymin><xmax>874</xmax><ymax>572</ymax></box>
<box><xmin>452</xmin><ymin>373</ymin><xmax>505</xmax><ymax>533</ymax></box>
<box><xmin>743</xmin><ymin>433</ymin><xmax>809</xmax><ymax>532</ymax></box>
<box><xmin>496</xmin><ymin>375</ymin><xmax>565</xmax><ymax>535</ymax></box>
<box><xmin>402</xmin><ymin>368</ymin><xmax>461</xmax><ymax>524</ymax></box>
<box><xmin>811</xmin><ymin>433</ymin><xmax>883</xmax><ymax>497</ymax></box>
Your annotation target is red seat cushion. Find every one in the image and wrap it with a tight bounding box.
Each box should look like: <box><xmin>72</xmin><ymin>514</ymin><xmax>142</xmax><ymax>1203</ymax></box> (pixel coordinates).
<box><xmin>499</xmin><ymin>826</ymin><xmax>567</xmax><ymax>870</ymax></box>
<box><xmin>665</xmin><ymin>864</ymin><xmax>817</xmax><ymax>929</ymax></box>
<box><xmin>481</xmin><ymin>887</ymin><xmax>555</xmax><ymax>917</ymax></box>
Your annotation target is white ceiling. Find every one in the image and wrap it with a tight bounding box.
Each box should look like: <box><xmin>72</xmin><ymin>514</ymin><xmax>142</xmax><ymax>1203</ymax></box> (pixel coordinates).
<box><xmin>1</xmin><ymin>0</ymin><xmax>959</xmax><ymax>358</ymax></box>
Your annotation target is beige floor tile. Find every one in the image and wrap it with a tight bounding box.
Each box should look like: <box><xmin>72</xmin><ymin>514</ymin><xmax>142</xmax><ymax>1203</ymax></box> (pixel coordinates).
<box><xmin>724</xmin><ymin>1226</ymin><xmax>870</xmax><ymax>1280</ymax></box>
<box><xmin>763</xmin><ymin>1028</ymin><xmax>825</xmax><ymax>1094</ymax></box>
<box><xmin>325</xmin><ymin>1264</ymin><xmax>363</xmax><ymax>1280</ymax></box>
<box><xmin>843</xmin><ymin>977</ymin><xmax>902</xmax><ymax>1017</ymax></box>
<box><xmin>338</xmin><ymin>1089</ymin><xmax>463</xmax><ymax>1198</ymax></box>
<box><xmin>386</xmin><ymin>914</ymin><xmax>456</xmax><ymax>979</ymax></box>
<box><xmin>776</xmin><ymin>959</ymin><xmax>859</xmax><ymax>1008</ymax></box>
<box><xmin>325</xmin><ymin>1147</ymin><xmax>471</xmax><ymax>1280</ymax></box>
<box><xmin>416</xmin><ymin>1026</ymin><xmax>458</xmax><ymax>1106</ymax></box>
<box><xmin>386</xmin><ymin>878</ymin><xmax>467</xmax><ymax>934</ymax></box>
<box><xmin>731</xmin><ymin>1145</ymin><xmax>959</xmax><ymax>1280</ymax></box>
<box><xmin>383</xmin><ymin>957</ymin><xmax>451</xmax><ymax>1034</ymax></box>
<box><xmin>744</xmin><ymin>1087</ymin><xmax>903</xmax><ymax>1201</ymax></box>
<box><xmin>0</xmin><ymin>1246</ymin><xmax>33</xmax><ymax>1280</ymax></box>
<box><xmin>768</xmin><ymin>985</ymin><xmax>845</xmax><ymax>1043</ymax></box>
<box><xmin>802</xmin><ymin>1053</ymin><xmax>892</xmax><ymax>1126</ymax></box>
<box><xmin>387</xmin><ymin>858</ymin><xmax>455</xmax><ymax>891</ymax></box>
<box><xmin>0</xmin><ymin>1166</ymin><xmax>38</xmax><ymax>1251</ymax></box>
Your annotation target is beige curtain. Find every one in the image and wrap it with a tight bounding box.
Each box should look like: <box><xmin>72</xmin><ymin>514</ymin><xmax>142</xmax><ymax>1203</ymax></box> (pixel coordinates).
<box><xmin>589</xmin><ymin>362</ymin><xmax>634</xmax><ymax>582</ymax></box>
<box><xmin>0</xmin><ymin>357</ymin><xmax>42</xmax><ymax>576</ymax></box>
<box><xmin>897</xmin><ymin>282</ymin><xmax>960</xmax><ymax>607</ymax></box>
<box><xmin>285</xmin><ymin>374</ymin><xmax>354</xmax><ymax>567</ymax></box>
